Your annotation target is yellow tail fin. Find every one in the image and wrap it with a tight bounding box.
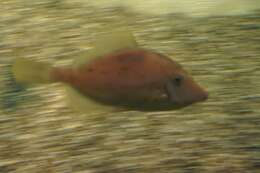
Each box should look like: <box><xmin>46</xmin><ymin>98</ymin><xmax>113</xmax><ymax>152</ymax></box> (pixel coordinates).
<box><xmin>12</xmin><ymin>58</ymin><xmax>53</xmax><ymax>84</ymax></box>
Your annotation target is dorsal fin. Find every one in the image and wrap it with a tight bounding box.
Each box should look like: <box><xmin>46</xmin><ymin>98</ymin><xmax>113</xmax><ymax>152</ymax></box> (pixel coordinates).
<box><xmin>73</xmin><ymin>29</ymin><xmax>138</xmax><ymax>67</ymax></box>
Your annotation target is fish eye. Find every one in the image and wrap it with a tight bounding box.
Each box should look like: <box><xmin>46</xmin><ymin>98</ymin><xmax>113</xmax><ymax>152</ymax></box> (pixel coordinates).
<box><xmin>172</xmin><ymin>75</ymin><xmax>183</xmax><ymax>87</ymax></box>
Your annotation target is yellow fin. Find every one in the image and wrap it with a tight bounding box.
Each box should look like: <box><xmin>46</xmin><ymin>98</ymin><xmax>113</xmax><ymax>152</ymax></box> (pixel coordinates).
<box><xmin>12</xmin><ymin>58</ymin><xmax>53</xmax><ymax>84</ymax></box>
<box><xmin>65</xmin><ymin>86</ymin><xmax>116</xmax><ymax>114</ymax></box>
<box><xmin>73</xmin><ymin>29</ymin><xmax>138</xmax><ymax>67</ymax></box>
<box><xmin>92</xmin><ymin>29</ymin><xmax>138</xmax><ymax>56</ymax></box>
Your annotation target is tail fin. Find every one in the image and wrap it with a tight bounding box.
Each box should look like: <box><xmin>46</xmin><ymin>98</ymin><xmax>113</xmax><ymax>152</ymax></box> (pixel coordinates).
<box><xmin>12</xmin><ymin>58</ymin><xmax>53</xmax><ymax>84</ymax></box>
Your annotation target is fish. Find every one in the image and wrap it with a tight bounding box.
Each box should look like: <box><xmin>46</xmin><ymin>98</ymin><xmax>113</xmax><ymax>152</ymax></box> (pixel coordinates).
<box><xmin>12</xmin><ymin>30</ymin><xmax>208</xmax><ymax>112</ymax></box>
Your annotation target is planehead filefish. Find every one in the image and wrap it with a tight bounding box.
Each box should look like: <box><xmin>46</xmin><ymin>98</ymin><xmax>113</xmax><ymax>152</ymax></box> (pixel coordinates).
<box><xmin>12</xmin><ymin>30</ymin><xmax>208</xmax><ymax>111</ymax></box>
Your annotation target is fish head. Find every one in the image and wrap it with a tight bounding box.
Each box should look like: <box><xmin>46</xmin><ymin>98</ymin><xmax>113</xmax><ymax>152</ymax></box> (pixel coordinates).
<box><xmin>164</xmin><ymin>69</ymin><xmax>208</xmax><ymax>107</ymax></box>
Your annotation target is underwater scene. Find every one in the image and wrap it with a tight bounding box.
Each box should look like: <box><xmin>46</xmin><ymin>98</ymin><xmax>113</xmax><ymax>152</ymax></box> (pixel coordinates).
<box><xmin>0</xmin><ymin>1</ymin><xmax>260</xmax><ymax>172</ymax></box>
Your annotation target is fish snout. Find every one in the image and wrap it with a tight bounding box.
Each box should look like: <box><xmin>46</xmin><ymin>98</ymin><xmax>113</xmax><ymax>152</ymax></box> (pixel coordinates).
<box><xmin>197</xmin><ymin>88</ymin><xmax>208</xmax><ymax>102</ymax></box>
<box><xmin>180</xmin><ymin>83</ymin><xmax>208</xmax><ymax>106</ymax></box>
<box><xmin>203</xmin><ymin>90</ymin><xmax>209</xmax><ymax>100</ymax></box>
<box><xmin>165</xmin><ymin>77</ymin><xmax>208</xmax><ymax>107</ymax></box>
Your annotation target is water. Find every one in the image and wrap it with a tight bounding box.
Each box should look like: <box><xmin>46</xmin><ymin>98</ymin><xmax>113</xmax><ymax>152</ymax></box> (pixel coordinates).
<box><xmin>89</xmin><ymin>0</ymin><xmax>260</xmax><ymax>17</ymax></box>
<box><xmin>0</xmin><ymin>1</ymin><xmax>260</xmax><ymax>173</ymax></box>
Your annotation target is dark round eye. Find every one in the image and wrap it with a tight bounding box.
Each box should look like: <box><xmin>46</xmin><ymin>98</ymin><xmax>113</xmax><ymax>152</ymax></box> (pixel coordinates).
<box><xmin>172</xmin><ymin>75</ymin><xmax>183</xmax><ymax>86</ymax></box>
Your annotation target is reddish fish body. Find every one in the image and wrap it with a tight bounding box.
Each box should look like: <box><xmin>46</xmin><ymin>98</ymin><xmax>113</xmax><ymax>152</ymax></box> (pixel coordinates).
<box><xmin>52</xmin><ymin>49</ymin><xmax>208</xmax><ymax>110</ymax></box>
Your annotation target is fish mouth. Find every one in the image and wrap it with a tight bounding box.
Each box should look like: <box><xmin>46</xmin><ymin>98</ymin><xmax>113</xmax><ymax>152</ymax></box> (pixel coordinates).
<box><xmin>199</xmin><ymin>90</ymin><xmax>209</xmax><ymax>102</ymax></box>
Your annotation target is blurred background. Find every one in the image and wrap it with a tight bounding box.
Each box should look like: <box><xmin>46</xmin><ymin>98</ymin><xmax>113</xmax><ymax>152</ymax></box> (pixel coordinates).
<box><xmin>0</xmin><ymin>0</ymin><xmax>260</xmax><ymax>172</ymax></box>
